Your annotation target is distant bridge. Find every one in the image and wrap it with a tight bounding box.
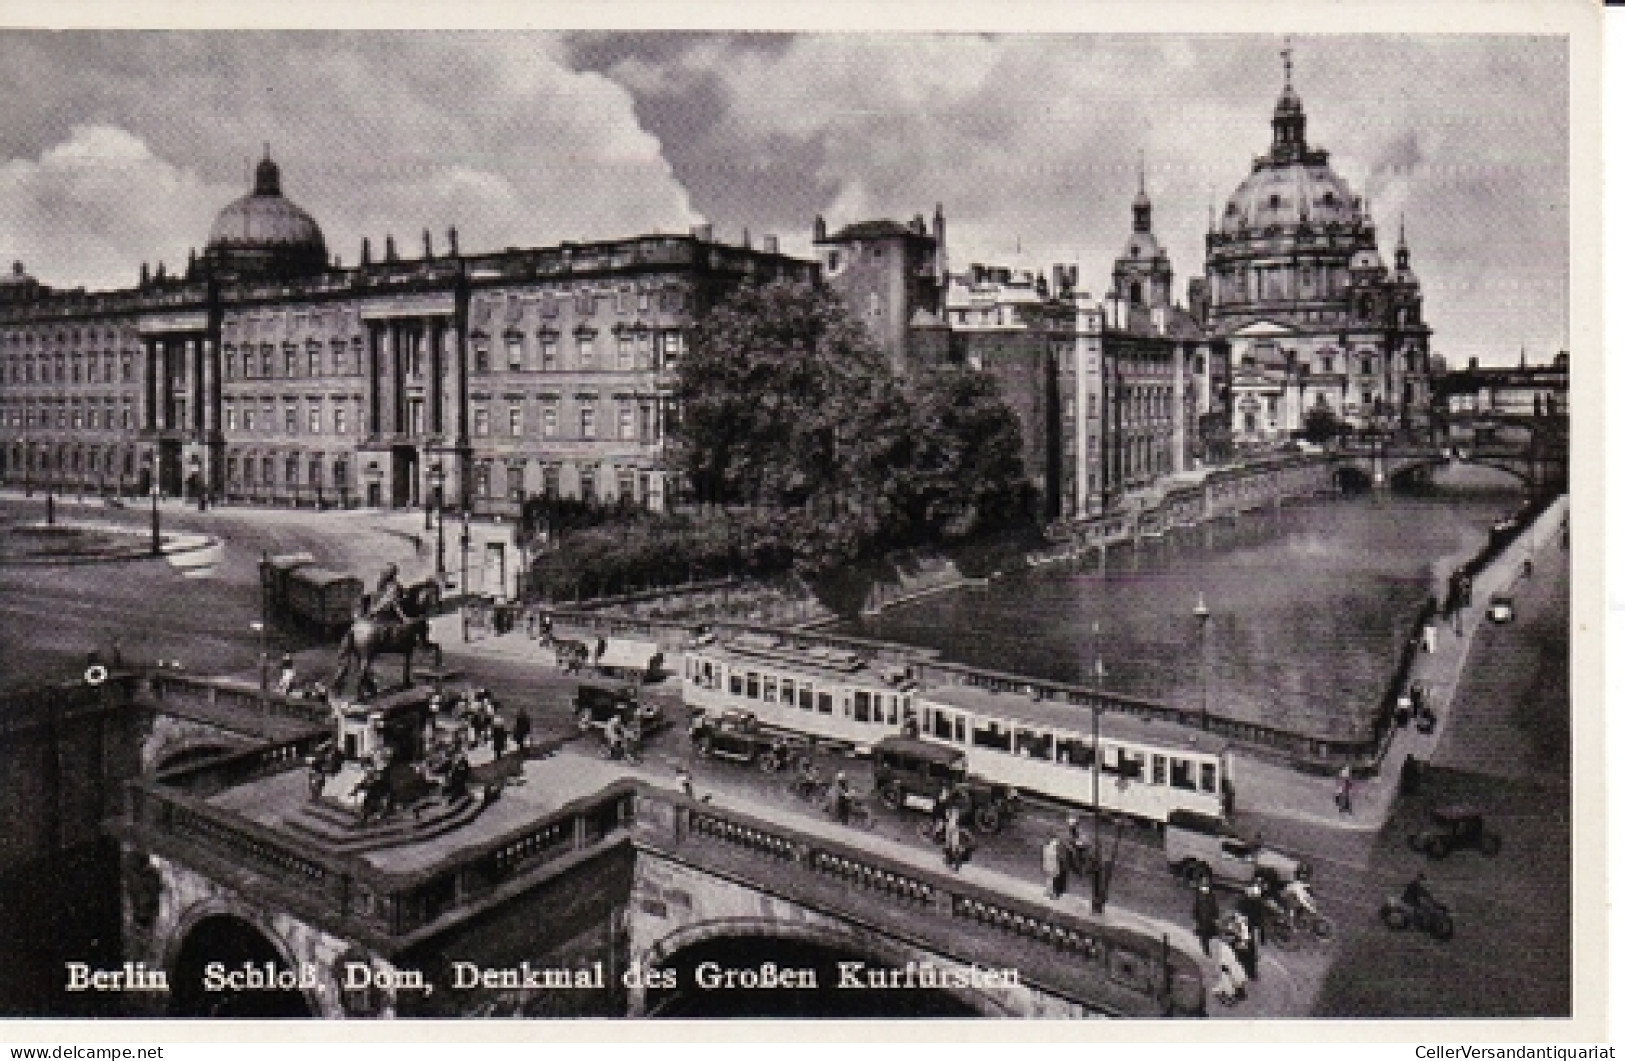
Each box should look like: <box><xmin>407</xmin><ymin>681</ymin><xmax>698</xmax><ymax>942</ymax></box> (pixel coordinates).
<box><xmin>1327</xmin><ymin>414</ymin><xmax>1567</xmax><ymax>493</ymax></box>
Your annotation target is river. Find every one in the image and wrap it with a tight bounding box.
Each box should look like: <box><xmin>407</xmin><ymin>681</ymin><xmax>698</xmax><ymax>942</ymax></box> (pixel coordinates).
<box><xmin>839</xmin><ymin>467</ymin><xmax>1524</xmax><ymax>741</ymax></box>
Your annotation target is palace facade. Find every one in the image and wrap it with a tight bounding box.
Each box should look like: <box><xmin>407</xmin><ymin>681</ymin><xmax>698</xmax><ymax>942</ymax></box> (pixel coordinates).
<box><xmin>0</xmin><ymin>154</ymin><xmax>814</xmax><ymax>515</ymax></box>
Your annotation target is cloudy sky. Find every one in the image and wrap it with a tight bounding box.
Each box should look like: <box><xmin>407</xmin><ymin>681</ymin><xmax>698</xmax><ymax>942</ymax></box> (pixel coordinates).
<box><xmin>0</xmin><ymin>32</ymin><xmax>1567</xmax><ymax>365</ymax></box>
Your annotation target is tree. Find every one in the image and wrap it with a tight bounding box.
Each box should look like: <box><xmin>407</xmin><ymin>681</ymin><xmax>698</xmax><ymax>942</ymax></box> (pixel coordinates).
<box><xmin>1302</xmin><ymin>402</ymin><xmax>1348</xmax><ymax>444</ymax></box>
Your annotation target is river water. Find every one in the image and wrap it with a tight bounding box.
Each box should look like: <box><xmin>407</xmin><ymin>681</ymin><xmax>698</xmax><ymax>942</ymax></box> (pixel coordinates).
<box><xmin>839</xmin><ymin>469</ymin><xmax>1524</xmax><ymax>742</ymax></box>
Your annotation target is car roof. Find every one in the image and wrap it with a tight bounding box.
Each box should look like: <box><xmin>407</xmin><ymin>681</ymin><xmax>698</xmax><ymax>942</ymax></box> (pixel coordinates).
<box><xmin>919</xmin><ymin>684</ymin><xmax>1230</xmax><ymax>756</ymax></box>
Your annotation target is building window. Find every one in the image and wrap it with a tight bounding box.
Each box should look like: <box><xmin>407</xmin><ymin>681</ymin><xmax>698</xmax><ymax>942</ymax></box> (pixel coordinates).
<box><xmin>1064</xmin><ymin>397</ymin><xmax>1076</xmax><ymax>422</ymax></box>
<box><xmin>225</xmin><ymin>352</ymin><xmax>236</xmax><ymax>380</ymax></box>
<box><xmin>618</xmin><ymin>404</ymin><xmax>635</xmax><ymax>441</ymax></box>
<box><xmin>540</xmin><ymin>337</ymin><xmax>558</xmax><ymax>371</ymax></box>
<box><xmin>409</xmin><ymin>399</ymin><xmax>423</xmax><ymax>437</ymax></box>
<box><xmin>284</xmin><ymin>347</ymin><xmax>298</xmax><ymax>378</ymax></box>
<box><xmin>309</xmin><ymin>459</ymin><xmax>323</xmax><ymax>488</ymax></box>
<box><xmin>283</xmin><ymin>404</ymin><xmax>297</xmax><ymax>433</ymax></box>
<box><xmin>580</xmin><ymin>406</ymin><xmax>597</xmax><ymax>439</ymax></box>
<box><xmin>474</xmin><ymin>406</ymin><xmax>490</xmax><ymax>437</ymax></box>
<box><xmin>543</xmin><ymin>465</ymin><xmax>560</xmax><ymax>498</ymax></box>
<box><xmin>508</xmin><ymin>403</ymin><xmax>523</xmax><ymax>437</ymax></box>
<box><xmin>507</xmin><ymin>464</ymin><xmax>524</xmax><ymax>500</ymax></box>
<box><xmin>474</xmin><ymin>344</ymin><xmax>490</xmax><ymax>373</ymax></box>
<box><xmin>506</xmin><ymin>337</ymin><xmax>523</xmax><ymax>371</ymax></box>
<box><xmin>121</xmin><ymin>402</ymin><xmax>132</xmax><ymax>430</ymax></box>
<box><xmin>541</xmin><ymin>402</ymin><xmax>559</xmax><ymax>438</ymax></box>
<box><xmin>334</xmin><ymin>406</ymin><xmax>347</xmax><ymax>435</ymax></box>
<box><xmin>616</xmin><ymin>288</ymin><xmax>633</xmax><ymax>314</ymax></box>
<box><xmin>1361</xmin><ymin>356</ymin><xmax>1374</xmax><ymax>375</ymax></box>
<box><xmin>476</xmin><ymin>463</ymin><xmax>491</xmax><ymax>498</ymax></box>
<box><xmin>285</xmin><ymin>456</ymin><xmax>299</xmax><ymax>485</ymax></box>
<box><xmin>637</xmin><ymin>290</ymin><xmax>651</xmax><ymax>312</ymax></box>
<box><xmin>637</xmin><ymin>331</ymin><xmax>652</xmax><ymax>367</ymax></box>
<box><xmin>579</xmin><ymin>466</ymin><xmax>596</xmax><ymax>502</ymax></box>
<box><xmin>661</xmin><ymin>331</ymin><xmax>684</xmax><ymax>369</ymax></box>
<box><xmin>262</xmin><ymin>456</ymin><xmax>275</xmax><ymax>487</ymax></box>
<box><xmin>103</xmin><ymin>354</ymin><xmax>114</xmax><ymax>383</ymax></box>
<box><xmin>260</xmin><ymin>347</ymin><xmax>274</xmax><ymax>378</ymax></box>
<box><xmin>243</xmin><ymin>405</ymin><xmax>255</xmax><ymax>431</ymax></box>
<box><xmin>225</xmin><ymin>405</ymin><xmax>237</xmax><ymax>432</ymax></box>
<box><xmin>308</xmin><ymin>405</ymin><xmax>322</xmax><ymax>434</ymax></box>
<box><xmin>308</xmin><ymin>347</ymin><xmax>322</xmax><ymax>377</ymax></box>
<box><xmin>576</xmin><ymin>290</ymin><xmax>595</xmax><ymax>316</ymax></box>
<box><xmin>332</xmin><ymin>342</ymin><xmax>347</xmax><ymax>376</ymax></box>
<box><xmin>617</xmin><ymin>334</ymin><xmax>634</xmax><ymax>369</ymax></box>
<box><xmin>617</xmin><ymin>468</ymin><xmax>635</xmax><ymax>504</ymax></box>
<box><xmin>577</xmin><ymin>335</ymin><xmax>594</xmax><ymax>367</ymax></box>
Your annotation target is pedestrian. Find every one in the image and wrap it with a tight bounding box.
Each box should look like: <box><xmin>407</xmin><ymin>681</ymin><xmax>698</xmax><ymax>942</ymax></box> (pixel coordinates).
<box><xmin>514</xmin><ymin>707</ymin><xmax>532</xmax><ymax>751</ymax></box>
<box><xmin>1193</xmin><ymin>881</ymin><xmax>1221</xmax><ymax>957</ymax></box>
<box><xmin>490</xmin><ymin>715</ymin><xmax>508</xmax><ymax>760</ymax></box>
<box><xmin>1228</xmin><ymin>913</ymin><xmax>1258</xmax><ymax>980</ymax></box>
<box><xmin>1238</xmin><ymin>879</ymin><xmax>1268</xmax><ymax>958</ymax></box>
<box><xmin>1335</xmin><ymin>765</ymin><xmax>1353</xmax><ymax>815</ymax></box>
<box><xmin>1042</xmin><ymin>835</ymin><xmax>1067</xmax><ymax>899</ymax></box>
<box><xmin>830</xmin><ymin>772</ymin><xmax>853</xmax><ymax>825</ymax></box>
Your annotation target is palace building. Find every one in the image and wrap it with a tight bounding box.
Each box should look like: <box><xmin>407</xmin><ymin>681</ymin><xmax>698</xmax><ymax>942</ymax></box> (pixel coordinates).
<box><xmin>0</xmin><ymin>152</ymin><xmax>814</xmax><ymax>515</ymax></box>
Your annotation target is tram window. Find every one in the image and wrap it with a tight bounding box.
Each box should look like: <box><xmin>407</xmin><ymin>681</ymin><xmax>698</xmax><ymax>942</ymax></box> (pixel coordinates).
<box><xmin>886</xmin><ymin>695</ymin><xmax>899</xmax><ymax>725</ymax></box>
<box><xmin>746</xmin><ymin>672</ymin><xmax>760</xmax><ymax>699</ymax></box>
<box><xmin>1056</xmin><ymin>737</ymin><xmax>1094</xmax><ymax>768</ymax></box>
<box><xmin>762</xmin><ymin>677</ymin><xmax>778</xmax><ymax>704</ymax></box>
<box><xmin>799</xmin><ymin>683</ymin><xmax>814</xmax><ymax>710</ymax></box>
<box><xmin>972</xmin><ymin>720</ymin><xmax>1013</xmax><ymax>753</ymax></box>
<box><xmin>817</xmin><ymin>692</ymin><xmax>833</xmax><ymax>715</ymax></box>
<box><xmin>931</xmin><ymin>710</ymin><xmax>955</xmax><ymax>741</ymax></box>
<box><xmin>954</xmin><ymin>716</ymin><xmax>966</xmax><ymax>743</ymax></box>
<box><xmin>1152</xmin><ymin>755</ymin><xmax>1167</xmax><ymax>785</ymax></box>
<box><xmin>1120</xmin><ymin>752</ymin><xmax>1145</xmax><ymax>780</ymax></box>
<box><xmin>1016</xmin><ymin>729</ymin><xmax>1053</xmax><ymax>760</ymax></box>
<box><xmin>1171</xmin><ymin>759</ymin><xmax>1197</xmax><ymax>790</ymax></box>
<box><xmin>729</xmin><ymin>674</ymin><xmax>743</xmax><ymax>696</ymax></box>
<box><xmin>1200</xmin><ymin>763</ymin><xmax>1218</xmax><ymax>793</ymax></box>
<box><xmin>854</xmin><ymin>691</ymin><xmax>871</xmax><ymax>722</ymax></box>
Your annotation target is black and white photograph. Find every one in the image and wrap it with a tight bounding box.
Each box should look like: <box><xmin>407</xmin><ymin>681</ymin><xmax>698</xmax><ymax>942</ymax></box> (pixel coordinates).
<box><xmin>0</xmin><ymin>4</ymin><xmax>1600</xmax><ymax>1037</ymax></box>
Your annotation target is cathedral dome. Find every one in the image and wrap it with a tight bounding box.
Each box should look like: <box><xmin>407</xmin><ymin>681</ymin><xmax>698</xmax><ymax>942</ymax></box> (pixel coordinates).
<box><xmin>204</xmin><ymin>153</ymin><xmax>328</xmax><ymax>278</ymax></box>
<box><xmin>1220</xmin><ymin>159</ymin><xmax>1357</xmax><ymax>237</ymax></box>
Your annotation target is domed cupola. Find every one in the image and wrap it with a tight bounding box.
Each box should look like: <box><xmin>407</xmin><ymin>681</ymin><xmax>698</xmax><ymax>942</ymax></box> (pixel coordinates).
<box><xmin>1113</xmin><ymin>156</ymin><xmax>1173</xmax><ymax>308</ymax></box>
<box><xmin>203</xmin><ymin>147</ymin><xmax>329</xmax><ymax>280</ymax></box>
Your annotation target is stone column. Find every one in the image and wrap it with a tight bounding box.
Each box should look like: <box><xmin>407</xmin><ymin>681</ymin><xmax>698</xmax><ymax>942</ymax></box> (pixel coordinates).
<box><xmin>391</xmin><ymin>320</ymin><xmax>407</xmax><ymax>434</ymax></box>
<box><xmin>428</xmin><ymin>318</ymin><xmax>445</xmax><ymax>437</ymax></box>
<box><xmin>142</xmin><ymin>338</ymin><xmax>159</xmax><ymax>431</ymax></box>
<box><xmin>367</xmin><ymin>322</ymin><xmax>382</xmax><ymax>437</ymax></box>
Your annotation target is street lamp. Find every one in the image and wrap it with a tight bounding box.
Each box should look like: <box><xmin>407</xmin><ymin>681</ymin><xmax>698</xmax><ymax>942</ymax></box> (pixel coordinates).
<box><xmin>1194</xmin><ymin>593</ymin><xmax>1211</xmax><ymax>732</ymax></box>
<box><xmin>1090</xmin><ymin>621</ymin><xmax>1107</xmax><ymax>914</ymax></box>
<box><xmin>190</xmin><ymin>453</ymin><xmax>206</xmax><ymax>512</ymax></box>
<box><xmin>460</xmin><ymin>510</ymin><xmax>472</xmax><ymax>643</ymax></box>
<box><xmin>145</xmin><ymin>452</ymin><xmax>161</xmax><ymax>557</ymax></box>
<box><xmin>249</xmin><ymin>619</ymin><xmax>268</xmax><ymax>697</ymax></box>
<box><xmin>428</xmin><ymin>462</ymin><xmax>447</xmax><ymax>581</ymax></box>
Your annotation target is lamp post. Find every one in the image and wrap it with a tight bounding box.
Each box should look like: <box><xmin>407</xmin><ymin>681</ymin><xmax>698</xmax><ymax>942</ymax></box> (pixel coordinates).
<box><xmin>250</xmin><ymin>619</ymin><xmax>268</xmax><ymax>697</ymax></box>
<box><xmin>1194</xmin><ymin>593</ymin><xmax>1211</xmax><ymax>731</ymax></box>
<box><xmin>428</xmin><ymin>462</ymin><xmax>447</xmax><ymax>582</ymax></box>
<box><xmin>460</xmin><ymin>510</ymin><xmax>472</xmax><ymax>643</ymax></box>
<box><xmin>364</xmin><ymin>461</ymin><xmax>383</xmax><ymax>510</ymax></box>
<box><xmin>1090</xmin><ymin>621</ymin><xmax>1106</xmax><ymax>914</ymax></box>
<box><xmin>145</xmin><ymin>453</ymin><xmax>161</xmax><ymax>557</ymax></box>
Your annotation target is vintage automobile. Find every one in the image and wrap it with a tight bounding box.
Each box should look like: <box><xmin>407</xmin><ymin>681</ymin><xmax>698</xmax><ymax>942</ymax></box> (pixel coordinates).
<box><xmin>573</xmin><ymin>680</ymin><xmax>663</xmax><ymax>739</ymax></box>
<box><xmin>1407</xmin><ymin>806</ymin><xmax>1502</xmax><ymax>859</ymax></box>
<box><xmin>690</xmin><ymin>709</ymin><xmax>801</xmax><ymax>771</ymax></box>
<box><xmin>1164</xmin><ymin>809</ymin><xmax>1307</xmax><ymax>890</ymax></box>
<box><xmin>871</xmin><ymin>735</ymin><xmax>1018</xmax><ymax>834</ymax></box>
<box><xmin>1486</xmin><ymin>593</ymin><xmax>1515</xmax><ymax>624</ymax></box>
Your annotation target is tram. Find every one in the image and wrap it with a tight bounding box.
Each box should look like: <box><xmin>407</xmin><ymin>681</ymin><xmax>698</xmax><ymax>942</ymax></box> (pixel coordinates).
<box><xmin>680</xmin><ymin>631</ymin><xmax>919</xmax><ymax>749</ymax></box>
<box><xmin>681</xmin><ymin>632</ymin><xmax>1235</xmax><ymax>824</ymax></box>
<box><xmin>915</xmin><ymin>685</ymin><xmax>1233</xmax><ymax>823</ymax></box>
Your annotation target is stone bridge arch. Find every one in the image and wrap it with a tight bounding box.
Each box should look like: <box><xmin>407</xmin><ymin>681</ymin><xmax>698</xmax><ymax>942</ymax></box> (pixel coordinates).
<box><xmin>141</xmin><ymin>714</ymin><xmax>256</xmax><ymax>774</ymax></box>
<box><xmin>635</xmin><ymin>914</ymin><xmax>1012</xmax><ymax>1018</ymax></box>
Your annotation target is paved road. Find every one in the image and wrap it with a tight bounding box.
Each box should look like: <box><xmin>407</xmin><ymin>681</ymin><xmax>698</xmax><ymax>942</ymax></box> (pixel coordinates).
<box><xmin>0</xmin><ymin>493</ymin><xmax>1570</xmax><ymax>1018</ymax></box>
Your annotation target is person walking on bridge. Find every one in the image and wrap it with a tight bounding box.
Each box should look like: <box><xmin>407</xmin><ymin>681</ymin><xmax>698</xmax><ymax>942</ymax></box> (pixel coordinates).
<box><xmin>1194</xmin><ymin>881</ymin><xmax>1222</xmax><ymax>957</ymax></box>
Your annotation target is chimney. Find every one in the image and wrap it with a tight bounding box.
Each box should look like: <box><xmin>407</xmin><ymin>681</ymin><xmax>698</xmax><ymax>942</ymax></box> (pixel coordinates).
<box><xmin>741</xmin><ymin>227</ymin><xmax>751</xmax><ymax>249</ymax></box>
<box><xmin>690</xmin><ymin>223</ymin><xmax>713</xmax><ymax>243</ymax></box>
<box><xmin>814</xmin><ymin>214</ymin><xmax>827</xmax><ymax>242</ymax></box>
<box><xmin>140</xmin><ymin>262</ymin><xmax>150</xmax><ymax>286</ymax></box>
<box><xmin>385</xmin><ymin>235</ymin><xmax>398</xmax><ymax>262</ymax></box>
<box><xmin>423</xmin><ymin>228</ymin><xmax>433</xmax><ymax>259</ymax></box>
<box><xmin>447</xmin><ymin>226</ymin><xmax>459</xmax><ymax>257</ymax></box>
<box><xmin>361</xmin><ymin>237</ymin><xmax>372</xmax><ymax>265</ymax></box>
<box><xmin>763</xmin><ymin>234</ymin><xmax>780</xmax><ymax>254</ymax></box>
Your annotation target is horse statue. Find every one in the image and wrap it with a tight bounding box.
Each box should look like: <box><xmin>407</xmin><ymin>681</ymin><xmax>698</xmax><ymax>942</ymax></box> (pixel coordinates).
<box><xmin>330</xmin><ymin>580</ymin><xmax>444</xmax><ymax>698</ymax></box>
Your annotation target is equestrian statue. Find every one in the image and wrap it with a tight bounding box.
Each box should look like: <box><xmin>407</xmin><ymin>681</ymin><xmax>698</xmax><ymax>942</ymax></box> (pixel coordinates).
<box><xmin>330</xmin><ymin>563</ymin><xmax>443</xmax><ymax>698</ymax></box>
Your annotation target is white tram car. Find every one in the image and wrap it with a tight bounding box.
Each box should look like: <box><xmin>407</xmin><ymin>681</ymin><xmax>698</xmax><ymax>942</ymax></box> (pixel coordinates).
<box><xmin>681</xmin><ymin>632</ymin><xmax>919</xmax><ymax>750</ymax></box>
<box><xmin>681</xmin><ymin>632</ymin><xmax>1235</xmax><ymax>823</ymax></box>
<box><xmin>915</xmin><ymin>685</ymin><xmax>1234</xmax><ymax>823</ymax></box>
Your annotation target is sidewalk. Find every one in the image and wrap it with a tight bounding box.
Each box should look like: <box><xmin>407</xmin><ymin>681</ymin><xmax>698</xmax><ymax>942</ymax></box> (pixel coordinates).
<box><xmin>1232</xmin><ymin>495</ymin><xmax>1570</xmax><ymax>832</ymax></box>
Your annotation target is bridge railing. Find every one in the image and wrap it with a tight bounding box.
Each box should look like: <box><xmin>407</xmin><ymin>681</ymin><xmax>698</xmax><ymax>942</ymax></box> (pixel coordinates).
<box><xmin>145</xmin><ymin>671</ymin><xmax>335</xmax><ymax>730</ymax></box>
<box><xmin>633</xmin><ymin>790</ymin><xmax>1206</xmax><ymax>1018</ymax></box>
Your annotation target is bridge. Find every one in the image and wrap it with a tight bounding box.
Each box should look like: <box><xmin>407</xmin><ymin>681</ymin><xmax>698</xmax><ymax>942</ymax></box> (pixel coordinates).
<box><xmin>1325</xmin><ymin>415</ymin><xmax>1567</xmax><ymax>494</ymax></box>
<box><xmin>102</xmin><ymin>674</ymin><xmax>1206</xmax><ymax>1020</ymax></box>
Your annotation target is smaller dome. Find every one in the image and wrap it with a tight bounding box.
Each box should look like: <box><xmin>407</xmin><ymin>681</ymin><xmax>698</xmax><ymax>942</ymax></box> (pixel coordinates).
<box><xmin>1121</xmin><ymin>231</ymin><xmax>1166</xmax><ymax>261</ymax></box>
<box><xmin>1350</xmin><ymin>247</ymin><xmax>1385</xmax><ymax>272</ymax></box>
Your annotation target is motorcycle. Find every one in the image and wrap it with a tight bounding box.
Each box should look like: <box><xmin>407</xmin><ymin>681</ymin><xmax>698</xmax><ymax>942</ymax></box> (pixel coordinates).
<box><xmin>1380</xmin><ymin>895</ymin><xmax>1454</xmax><ymax>941</ymax></box>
